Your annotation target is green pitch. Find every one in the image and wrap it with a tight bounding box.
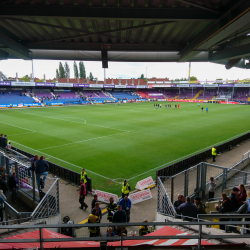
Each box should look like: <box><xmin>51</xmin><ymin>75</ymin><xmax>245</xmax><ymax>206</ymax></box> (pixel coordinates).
<box><xmin>0</xmin><ymin>102</ymin><xmax>249</xmax><ymax>195</ymax></box>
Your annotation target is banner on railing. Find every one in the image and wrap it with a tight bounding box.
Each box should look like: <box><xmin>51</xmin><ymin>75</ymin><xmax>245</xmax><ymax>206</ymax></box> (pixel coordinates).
<box><xmin>94</xmin><ymin>190</ymin><xmax>119</xmax><ymax>203</ymax></box>
<box><xmin>135</xmin><ymin>176</ymin><xmax>154</xmax><ymax>190</ymax></box>
<box><xmin>130</xmin><ymin>189</ymin><xmax>152</xmax><ymax>204</ymax></box>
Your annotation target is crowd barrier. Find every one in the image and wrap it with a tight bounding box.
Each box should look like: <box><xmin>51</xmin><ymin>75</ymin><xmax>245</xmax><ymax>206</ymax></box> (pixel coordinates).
<box><xmin>10</xmin><ymin>146</ymin><xmax>92</xmax><ymax>192</ymax></box>
<box><xmin>156</xmin><ymin>131</ymin><xmax>250</xmax><ymax>179</ymax></box>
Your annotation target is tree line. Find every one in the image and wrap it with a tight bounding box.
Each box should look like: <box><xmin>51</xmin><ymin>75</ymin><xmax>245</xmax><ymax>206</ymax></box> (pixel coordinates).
<box><xmin>56</xmin><ymin>61</ymin><xmax>94</xmax><ymax>81</ymax></box>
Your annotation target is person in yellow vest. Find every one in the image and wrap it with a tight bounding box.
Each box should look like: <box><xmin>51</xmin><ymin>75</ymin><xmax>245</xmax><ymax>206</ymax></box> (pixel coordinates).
<box><xmin>122</xmin><ymin>179</ymin><xmax>131</xmax><ymax>198</ymax></box>
<box><xmin>80</xmin><ymin>168</ymin><xmax>87</xmax><ymax>183</ymax></box>
<box><xmin>88</xmin><ymin>208</ymin><xmax>100</xmax><ymax>237</ymax></box>
<box><xmin>139</xmin><ymin>219</ymin><xmax>150</xmax><ymax>236</ymax></box>
<box><xmin>212</xmin><ymin>146</ymin><xmax>217</xmax><ymax>162</ymax></box>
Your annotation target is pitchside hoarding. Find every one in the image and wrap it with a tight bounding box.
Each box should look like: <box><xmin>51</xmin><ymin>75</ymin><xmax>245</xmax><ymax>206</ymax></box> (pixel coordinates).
<box><xmin>94</xmin><ymin>190</ymin><xmax>119</xmax><ymax>203</ymax></box>
<box><xmin>130</xmin><ymin>189</ymin><xmax>153</xmax><ymax>204</ymax></box>
<box><xmin>135</xmin><ymin>176</ymin><xmax>154</xmax><ymax>190</ymax></box>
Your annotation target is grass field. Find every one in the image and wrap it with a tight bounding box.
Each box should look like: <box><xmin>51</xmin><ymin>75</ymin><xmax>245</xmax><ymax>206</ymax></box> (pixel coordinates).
<box><xmin>0</xmin><ymin>102</ymin><xmax>249</xmax><ymax>195</ymax></box>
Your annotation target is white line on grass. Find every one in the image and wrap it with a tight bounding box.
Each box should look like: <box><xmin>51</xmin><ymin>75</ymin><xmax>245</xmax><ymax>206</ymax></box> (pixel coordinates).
<box><xmin>8</xmin><ymin>131</ymin><xmax>36</xmax><ymax>136</ymax></box>
<box><xmin>24</xmin><ymin>112</ymin><xmax>129</xmax><ymax>132</ymax></box>
<box><xmin>38</xmin><ymin>131</ymin><xmax>130</xmax><ymax>150</ymax></box>
<box><xmin>11</xmin><ymin>140</ymin><xmax>120</xmax><ymax>184</ymax></box>
<box><xmin>0</xmin><ymin>122</ymin><xmax>36</xmax><ymax>132</ymax></box>
<box><xmin>127</xmin><ymin>129</ymin><xmax>250</xmax><ymax>181</ymax></box>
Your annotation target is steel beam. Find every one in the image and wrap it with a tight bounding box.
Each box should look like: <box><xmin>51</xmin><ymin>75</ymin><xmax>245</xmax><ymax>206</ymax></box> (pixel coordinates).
<box><xmin>0</xmin><ymin>5</ymin><xmax>219</xmax><ymax>20</ymax></box>
<box><xmin>211</xmin><ymin>43</ymin><xmax>250</xmax><ymax>61</ymax></box>
<box><xmin>178</xmin><ymin>0</ymin><xmax>250</xmax><ymax>62</ymax></box>
<box><xmin>0</xmin><ymin>30</ymin><xmax>30</xmax><ymax>59</ymax></box>
<box><xmin>27</xmin><ymin>42</ymin><xmax>183</xmax><ymax>52</ymax></box>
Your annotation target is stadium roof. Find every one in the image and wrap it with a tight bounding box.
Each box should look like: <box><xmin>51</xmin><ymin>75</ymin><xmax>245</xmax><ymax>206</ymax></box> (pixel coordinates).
<box><xmin>0</xmin><ymin>0</ymin><xmax>250</xmax><ymax>69</ymax></box>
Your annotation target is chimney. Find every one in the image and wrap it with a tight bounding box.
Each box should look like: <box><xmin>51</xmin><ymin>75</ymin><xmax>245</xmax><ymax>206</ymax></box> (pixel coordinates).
<box><xmin>111</xmin><ymin>78</ymin><xmax>113</xmax><ymax>84</ymax></box>
<box><xmin>126</xmin><ymin>79</ymin><xmax>127</xmax><ymax>85</ymax></box>
<box><xmin>132</xmin><ymin>79</ymin><xmax>134</xmax><ymax>85</ymax></box>
<box><xmin>67</xmin><ymin>74</ymin><xmax>69</xmax><ymax>83</ymax></box>
<box><xmin>138</xmin><ymin>79</ymin><xmax>140</xmax><ymax>85</ymax></box>
<box><xmin>56</xmin><ymin>74</ymin><xmax>58</xmax><ymax>82</ymax></box>
<box><xmin>96</xmin><ymin>77</ymin><xmax>98</xmax><ymax>84</ymax></box>
<box><xmin>43</xmin><ymin>74</ymin><xmax>46</xmax><ymax>82</ymax></box>
<box><xmin>16</xmin><ymin>73</ymin><xmax>18</xmax><ymax>81</ymax></box>
<box><xmin>0</xmin><ymin>72</ymin><xmax>2</xmax><ymax>81</ymax></box>
<box><xmin>77</xmin><ymin>77</ymin><xmax>79</xmax><ymax>83</ymax></box>
<box><xmin>87</xmin><ymin>77</ymin><xmax>89</xmax><ymax>84</ymax></box>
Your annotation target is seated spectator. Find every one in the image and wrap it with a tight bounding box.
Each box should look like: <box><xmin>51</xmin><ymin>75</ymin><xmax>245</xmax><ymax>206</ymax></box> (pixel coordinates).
<box><xmin>174</xmin><ymin>194</ymin><xmax>184</xmax><ymax>208</ymax></box>
<box><xmin>7</xmin><ymin>142</ymin><xmax>11</xmax><ymax>149</ymax></box>
<box><xmin>106</xmin><ymin>227</ymin><xmax>115</xmax><ymax>237</ymax></box>
<box><xmin>244</xmin><ymin>191</ymin><xmax>250</xmax><ymax>234</ymax></box>
<box><xmin>9</xmin><ymin>173</ymin><xmax>18</xmax><ymax>203</ymax></box>
<box><xmin>35</xmin><ymin>156</ymin><xmax>49</xmax><ymax>190</ymax></box>
<box><xmin>238</xmin><ymin>184</ymin><xmax>247</xmax><ymax>202</ymax></box>
<box><xmin>121</xmin><ymin>226</ymin><xmax>127</xmax><ymax>236</ymax></box>
<box><xmin>139</xmin><ymin>219</ymin><xmax>150</xmax><ymax>236</ymax></box>
<box><xmin>194</xmin><ymin>197</ymin><xmax>206</xmax><ymax>214</ymax></box>
<box><xmin>215</xmin><ymin>192</ymin><xmax>233</xmax><ymax>230</ymax></box>
<box><xmin>175</xmin><ymin>196</ymin><xmax>198</xmax><ymax>221</ymax></box>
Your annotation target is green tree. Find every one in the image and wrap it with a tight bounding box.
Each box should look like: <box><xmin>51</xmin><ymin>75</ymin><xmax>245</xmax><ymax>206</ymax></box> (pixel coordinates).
<box><xmin>20</xmin><ymin>75</ymin><xmax>30</xmax><ymax>82</ymax></box>
<box><xmin>59</xmin><ymin>62</ymin><xmax>65</xmax><ymax>78</ymax></box>
<box><xmin>36</xmin><ymin>79</ymin><xmax>44</xmax><ymax>82</ymax></box>
<box><xmin>74</xmin><ymin>61</ymin><xmax>79</xmax><ymax>78</ymax></box>
<box><xmin>190</xmin><ymin>76</ymin><xmax>197</xmax><ymax>81</ymax></box>
<box><xmin>79</xmin><ymin>61</ymin><xmax>86</xmax><ymax>79</ymax></box>
<box><xmin>64</xmin><ymin>62</ymin><xmax>70</xmax><ymax>79</ymax></box>
<box><xmin>89</xmin><ymin>72</ymin><xmax>94</xmax><ymax>81</ymax></box>
<box><xmin>56</xmin><ymin>69</ymin><xmax>59</xmax><ymax>79</ymax></box>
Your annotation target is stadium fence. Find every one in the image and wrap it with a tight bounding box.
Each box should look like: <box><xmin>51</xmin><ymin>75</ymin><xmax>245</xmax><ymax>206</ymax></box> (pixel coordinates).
<box><xmin>156</xmin><ymin>131</ymin><xmax>250</xmax><ymax>179</ymax></box>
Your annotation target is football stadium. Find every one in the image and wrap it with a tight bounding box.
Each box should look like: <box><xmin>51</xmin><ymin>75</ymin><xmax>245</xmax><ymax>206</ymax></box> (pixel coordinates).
<box><xmin>1</xmin><ymin>0</ymin><xmax>250</xmax><ymax>248</ymax></box>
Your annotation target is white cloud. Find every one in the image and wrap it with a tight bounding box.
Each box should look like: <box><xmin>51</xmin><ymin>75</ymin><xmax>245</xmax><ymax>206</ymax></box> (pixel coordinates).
<box><xmin>0</xmin><ymin>59</ymin><xmax>249</xmax><ymax>81</ymax></box>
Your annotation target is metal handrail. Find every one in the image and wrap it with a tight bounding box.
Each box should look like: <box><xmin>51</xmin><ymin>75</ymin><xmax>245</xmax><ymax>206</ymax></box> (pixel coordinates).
<box><xmin>30</xmin><ymin>178</ymin><xmax>59</xmax><ymax>220</ymax></box>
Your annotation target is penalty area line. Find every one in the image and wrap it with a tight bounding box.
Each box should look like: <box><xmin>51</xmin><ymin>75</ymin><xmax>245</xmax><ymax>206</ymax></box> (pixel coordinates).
<box><xmin>11</xmin><ymin>140</ymin><xmax>120</xmax><ymax>184</ymax></box>
<box><xmin>127</xmin><ymin>129</ymin><xmax>250</xmax><ymax>181</ymax></box>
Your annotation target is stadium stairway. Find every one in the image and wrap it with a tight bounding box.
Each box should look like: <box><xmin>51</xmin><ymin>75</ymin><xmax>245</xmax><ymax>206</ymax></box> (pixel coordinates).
<box><xmin>192</xmin><ymin>90</ymin><xmax>203</xmax><ymax>99</ymax></box>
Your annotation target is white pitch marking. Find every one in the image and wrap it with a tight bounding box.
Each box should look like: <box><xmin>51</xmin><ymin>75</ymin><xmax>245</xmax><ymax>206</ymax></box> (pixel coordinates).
<box><xmin>24</xmin><ymin>112</ymin><xmax>129</xmax><ymax>132</ymax></box>
<box><xmin>0</xmin><ymin>122</ymin><xmax>36</xmax><ymax>132</ymax></box>
<box><xmin>38</xmin><ymin>131</ymin><xmax>130</xmax><ymax>150</ymax></box>
<box><xmin>128</xmin><ymin>129</ymin><xmax>250</xmax><ymax>181</ymax></box>
<box><xmin>10</xmin><ymin>140</ymin><xmax>120</xmax><ymax>183</ymax></box>
<box><xmin>8</xmin><ymin>131</ymin><xmax>36</xmax><ymax>136</ymax></box>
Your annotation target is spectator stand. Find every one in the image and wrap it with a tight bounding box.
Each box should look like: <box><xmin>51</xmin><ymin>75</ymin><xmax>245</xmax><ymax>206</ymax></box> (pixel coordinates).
<box><xmin>0</xmin><ymin>146</ymin><xmax>60</xmax><ymax>226</ymax></box>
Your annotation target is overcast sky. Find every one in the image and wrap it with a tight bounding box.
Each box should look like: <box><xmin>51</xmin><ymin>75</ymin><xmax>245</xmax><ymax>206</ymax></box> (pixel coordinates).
<box><xmin>0</xmin><ymin>59</ymin><xmax>249</xmax><ymax>81</ymax></box>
